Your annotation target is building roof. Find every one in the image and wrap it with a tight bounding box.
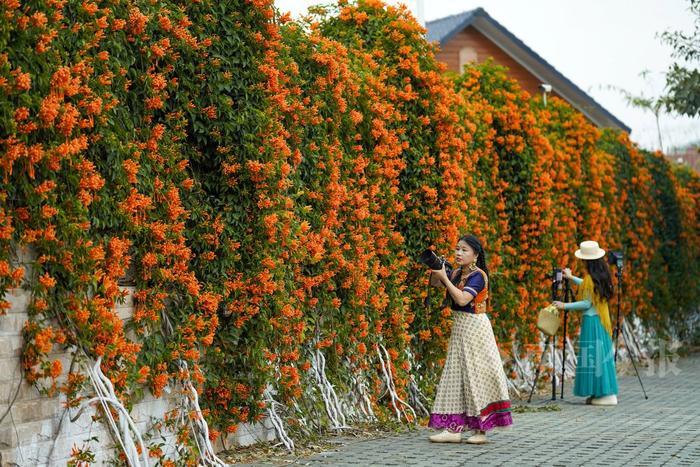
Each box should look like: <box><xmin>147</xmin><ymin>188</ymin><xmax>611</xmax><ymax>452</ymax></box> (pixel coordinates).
<box><xmin>426</xmin><ymin>10</ymin><xmax>478</xmax><ymax>45</ymax></box>
<box><xmin>426</xmin><ymin>8</ymin><xmax>631</xmax><ymax>133</ymax></box>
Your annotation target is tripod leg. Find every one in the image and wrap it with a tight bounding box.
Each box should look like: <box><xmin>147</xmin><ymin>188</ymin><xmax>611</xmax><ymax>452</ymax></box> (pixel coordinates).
<box><xmin>620</xmin><ymin>321</ymin><xmax>649</xmax><ymax>399</ymax></box>
<box><xmin>627</xmin><ymin>319</ymin><xmax>647</xmax><ymax>361</ymax></box>
<box><xmin>528</xmin><ymin>336</ymin><xmax>551</xmax><ymax>403</ymax></box>
<box><xmin>561</xmin><ymin>311</ymin><xmax>568</xmax><ymax>399</ymax></box>
<box><xmin>614</xmin><ymin>269</ymin><xmax>622</xmax><ymax>363</ymax></box>
<box><xmin>560</xmin><ymin>280</ymin><xmax>575</xmax><ymax>399</ymax></box>
<box><xmin>551</xmin><ymin>335</ymin><xmax>557</xmax><ymax>401</ymax></box>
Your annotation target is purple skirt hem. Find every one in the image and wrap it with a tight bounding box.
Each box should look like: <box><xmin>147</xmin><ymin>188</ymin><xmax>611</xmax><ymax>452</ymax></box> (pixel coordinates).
<box><xmin>428</xmin><ymin>411</ymin><xmax>513</xmax><ymax>432</ymax></box>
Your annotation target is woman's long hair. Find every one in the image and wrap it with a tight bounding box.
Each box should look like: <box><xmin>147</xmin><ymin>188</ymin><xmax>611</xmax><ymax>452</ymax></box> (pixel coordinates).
<box><xmin>584</xmin><ymin>257</ymin><xmax>614</xmax><ymax>301</ymax></box>
<box><xmin>458</xmin><ymin>234</ymin><xmax>489</xmax><ymax>279</ymax></box>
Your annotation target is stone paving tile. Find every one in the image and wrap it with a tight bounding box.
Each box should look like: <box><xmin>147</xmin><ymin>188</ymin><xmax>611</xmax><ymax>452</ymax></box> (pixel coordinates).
<box><xmin>239</xmin><ymin>354</ymin><xmax>700</xmax><ymax>466</ymax></box>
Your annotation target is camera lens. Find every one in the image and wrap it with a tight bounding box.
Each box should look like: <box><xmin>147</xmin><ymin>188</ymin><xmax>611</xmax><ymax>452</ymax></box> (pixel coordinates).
<box><xmin>418</xmin><ymin>250</ymin><xmax>442</xmax><ymax>270</ymax></box>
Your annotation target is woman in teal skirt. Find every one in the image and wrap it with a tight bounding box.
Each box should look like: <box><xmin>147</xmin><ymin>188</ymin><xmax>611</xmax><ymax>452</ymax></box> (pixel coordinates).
<box><xmin>553</xmin><ymin>240</ymin><xmax>618</xmax><ymax>406</ymax></box>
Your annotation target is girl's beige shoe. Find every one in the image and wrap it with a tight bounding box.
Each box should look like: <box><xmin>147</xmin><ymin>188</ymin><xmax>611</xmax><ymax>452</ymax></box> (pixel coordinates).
<box><xmin>428</xmin><ymin>430</ymin><xmax>462</xmax><ymax>443</ymax></box>
<box><xmin>591</xmin><ymin>394</ymin><xmax>618</xmax><ymax>406</ymax></box>
<box><xmin>465</xmin><ymin>433</ymin><xmax>488</xmax><ymax>444</ymax></box>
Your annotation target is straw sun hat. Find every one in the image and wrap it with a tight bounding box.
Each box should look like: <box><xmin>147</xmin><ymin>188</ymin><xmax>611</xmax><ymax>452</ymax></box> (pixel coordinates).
<box><xmin>574</xmin><ymin>240</ymin><xmax>606</xmax><ymax>260</ymax></box>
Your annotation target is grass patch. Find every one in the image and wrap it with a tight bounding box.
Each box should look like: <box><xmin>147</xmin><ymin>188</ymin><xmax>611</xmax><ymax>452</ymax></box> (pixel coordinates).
<box><xmin>511</xmin><ymin>404</ymin><xmax>562</xmax><ymax>413</ymax></box>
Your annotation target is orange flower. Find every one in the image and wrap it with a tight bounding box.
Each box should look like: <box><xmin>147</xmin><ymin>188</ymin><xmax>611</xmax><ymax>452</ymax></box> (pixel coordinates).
<box><xmin>144</xmin><ymin>96</ymin><xmax>163</xmax><ymax>110</ymax></box>
<box><xmin>0</xmin><ymin>260</ymin><xmax>9</xmax><ymax>276</ymax></box>
<box><xmin>137</xmin><ymin>366</ymin><xmax>150</xmax><ymax>383</ymax></box>
<box><xmin>39</xmin><ymin>272</ymin><xmax>57</xmax><ymax>289</ymax></box>
<box><xmin>33</xmin><ymin>327</ymin><xmax>54</xmax><ymax>354</ymax></box>
<box><xmin>95</xmin><ymin>16</ymin><xmax>108</xmax><ymax>29</ymax></box>
<box><xmin>41</xmin><ymin>205</ymin><xmax>58</xmax><ymax>218</ymax></box>
<box><xmin>142</xmin><ymin>252</ymin><xmax>157</xmax><ymax>268</ymax></box>
<box><xmin>152</xmin><ymin>373</ymin><xmax>168</xmax><ymax>398</ymax></box>
<box><xmin>50</xmin><ymin>66</ymin><xmax>79</xmax><ymax>96</ymax></box>
<box><xmin>11</xmin><ymin>68</ymin><xmax>31</xmax><ymax>91</ymax></box>
<box><xmin>81</xmin><ymin>1</ymin><xmax>98</xmax><ymax>15</ymax></box>
<box><xmin>39</xmin><ymin>95</ymin><xmax>61</xmax><ymax>126</ymax></box>
<box><xmin>158</xmin><ymin>15</ymin><xmax>172</xmax><ymax>32</ymax></box>
<box><xmin>112</xmin><ymin>18</ymin><xmax>126</xmax><ymax>31</ymax></box>
<box><xmin>14</xmin><ymin>107</ymin><xmax>29</xmax><ymax>122</ymax></box>
<box><xmin>11</xmin><ymin>267</ymin><xmax>24</xmax><ymax>284</ymax></box>
<box><xmin>33</xmin><ymin>299</ymin><xmax>49</xmax><ymax>312</ymax></box>
<box><xmin>1</xmin><ymin>0</ymin><xmax>20</xmax><ymax>10</ymax></box>
<box><xmin>128</xmin><ymin>7</ymin><xmax>149</xmax><ymax>36</ymax></box>
<box><xmin>29</xmin><ymin>11</ymin><xmax>48</xmax><ymax>27</ymax></box>
<box><xmin>122</xmin><ymin>159</ymin><xmax>139</xmax><ymax>184</ymax></box>
<box><xmin>50</xmin><ymin>359</ymin><xmax>63</xmax><ymax>378</ymax></box>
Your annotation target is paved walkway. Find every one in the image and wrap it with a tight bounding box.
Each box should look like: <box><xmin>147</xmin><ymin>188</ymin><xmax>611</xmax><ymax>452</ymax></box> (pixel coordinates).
<box><xmin>242</xmin><ymin>353</ymin><xmax>700</xmax><ymax>466</ymax></box>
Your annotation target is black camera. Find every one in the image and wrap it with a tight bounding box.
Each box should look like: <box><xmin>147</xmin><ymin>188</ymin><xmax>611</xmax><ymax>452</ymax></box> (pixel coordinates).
<box><xmin>607</xmin><ymin>250</ymin><xmax>623</xmax><ymax>268</ymax></box>
<box><xmin>551</xmin><ymin>267</ymin><xmax>563</xmax><ymax>283</ymax></box>
<box><xmin>418</xmin><ymin>249</ymin><xmax>454</xmax><ymax>278</ymax></box>
<box><xmin>551</xmin><ymin>267</ymin><xmax>564</xmax><ymax>294</ymax></box>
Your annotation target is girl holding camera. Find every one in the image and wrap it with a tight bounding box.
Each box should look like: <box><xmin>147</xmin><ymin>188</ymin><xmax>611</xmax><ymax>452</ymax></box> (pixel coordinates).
<box><xmin>552</xmin><ymin>240</ymin><xmax>618</xmax><ymax>406</ymax></box>
<box><xmin>427</xmin><ymin>235</ymin><xmax>513</xmax><ymax>444</ymax></box>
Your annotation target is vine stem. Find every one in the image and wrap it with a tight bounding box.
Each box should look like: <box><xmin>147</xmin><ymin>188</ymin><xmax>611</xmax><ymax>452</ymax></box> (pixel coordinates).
<box><xmin>376</xmin><ymin>343</ymin><xmax>416</xmax><ymax>423</ymax></box>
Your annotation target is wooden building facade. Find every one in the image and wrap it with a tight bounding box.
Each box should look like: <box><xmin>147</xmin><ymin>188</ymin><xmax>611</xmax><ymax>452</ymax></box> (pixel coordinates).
<box><xmin>426</xmin><ymin>9</ymin><xmax>630</xmax><ymax>133</ymax></box>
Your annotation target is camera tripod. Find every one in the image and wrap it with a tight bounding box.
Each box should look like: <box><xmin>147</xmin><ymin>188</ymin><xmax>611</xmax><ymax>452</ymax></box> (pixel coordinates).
<box><xmin>611</xmin><ymin>261</ymin><xmax>649</xmax><ymax>399</ymax></box>
<box><xmin>527</xmin><ymin>270</ymin><xmax>574</xmax><ymax>402</ymax></box>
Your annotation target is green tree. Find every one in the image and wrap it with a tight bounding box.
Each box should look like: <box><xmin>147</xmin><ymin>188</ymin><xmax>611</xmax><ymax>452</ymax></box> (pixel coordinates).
<box><xmin>661</xmin><ymin>0</ymin><xmax>700</xmax><ymax>116</ymax></box>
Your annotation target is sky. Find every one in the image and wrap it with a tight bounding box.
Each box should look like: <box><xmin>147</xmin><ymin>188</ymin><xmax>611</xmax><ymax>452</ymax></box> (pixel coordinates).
<box><xmin>274</xmin><ymin>0</ymin><xmax>699</xmax><ymax>153</ymax></box>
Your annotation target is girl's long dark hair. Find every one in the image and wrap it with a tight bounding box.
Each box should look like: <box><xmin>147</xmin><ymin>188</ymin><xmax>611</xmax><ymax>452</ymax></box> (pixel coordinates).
<box><xmin>459</xmin><ymin>234</ymin><xmax>489</xmax><ymax>279</ymax></box>
<box><xmin>585</xmin><ymin>257</ymin><xmax>614</xmax><ymax>301</ymax></box>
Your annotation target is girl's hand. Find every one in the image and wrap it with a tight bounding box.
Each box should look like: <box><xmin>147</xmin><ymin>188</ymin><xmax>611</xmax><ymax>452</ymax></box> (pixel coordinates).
<box><xmin>552</xmin><ymin>301</ymin><xmax>565</xmax><ymax>310</ymax></box>
<box><xmin>432</xmin><ymin>263</ymin><xmax>448</xmax><ymax>282</ymax></box>
<box><xmin>563</xmin><ymin>268</ymin><xmax>573</xmax><ymax>279</ymax></box>
<box><xmin>429</xmin><ymin>271</ymin><xmax>445</xmax><ymax>288</ymax></box>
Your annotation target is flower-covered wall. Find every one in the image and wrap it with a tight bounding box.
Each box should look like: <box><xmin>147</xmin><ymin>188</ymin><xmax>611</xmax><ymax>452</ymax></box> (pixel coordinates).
<box><xmin>1</xmin><ymin>0</ymin><xmax>699</xmax><ymax>463</ymax></box>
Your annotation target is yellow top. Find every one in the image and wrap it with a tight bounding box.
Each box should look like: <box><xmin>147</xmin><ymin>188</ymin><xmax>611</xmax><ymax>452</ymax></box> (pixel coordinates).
<box><xmin>564</xmin><ymin>274</ymin><xmax>612</xmax><ymax>336</ymax></box>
